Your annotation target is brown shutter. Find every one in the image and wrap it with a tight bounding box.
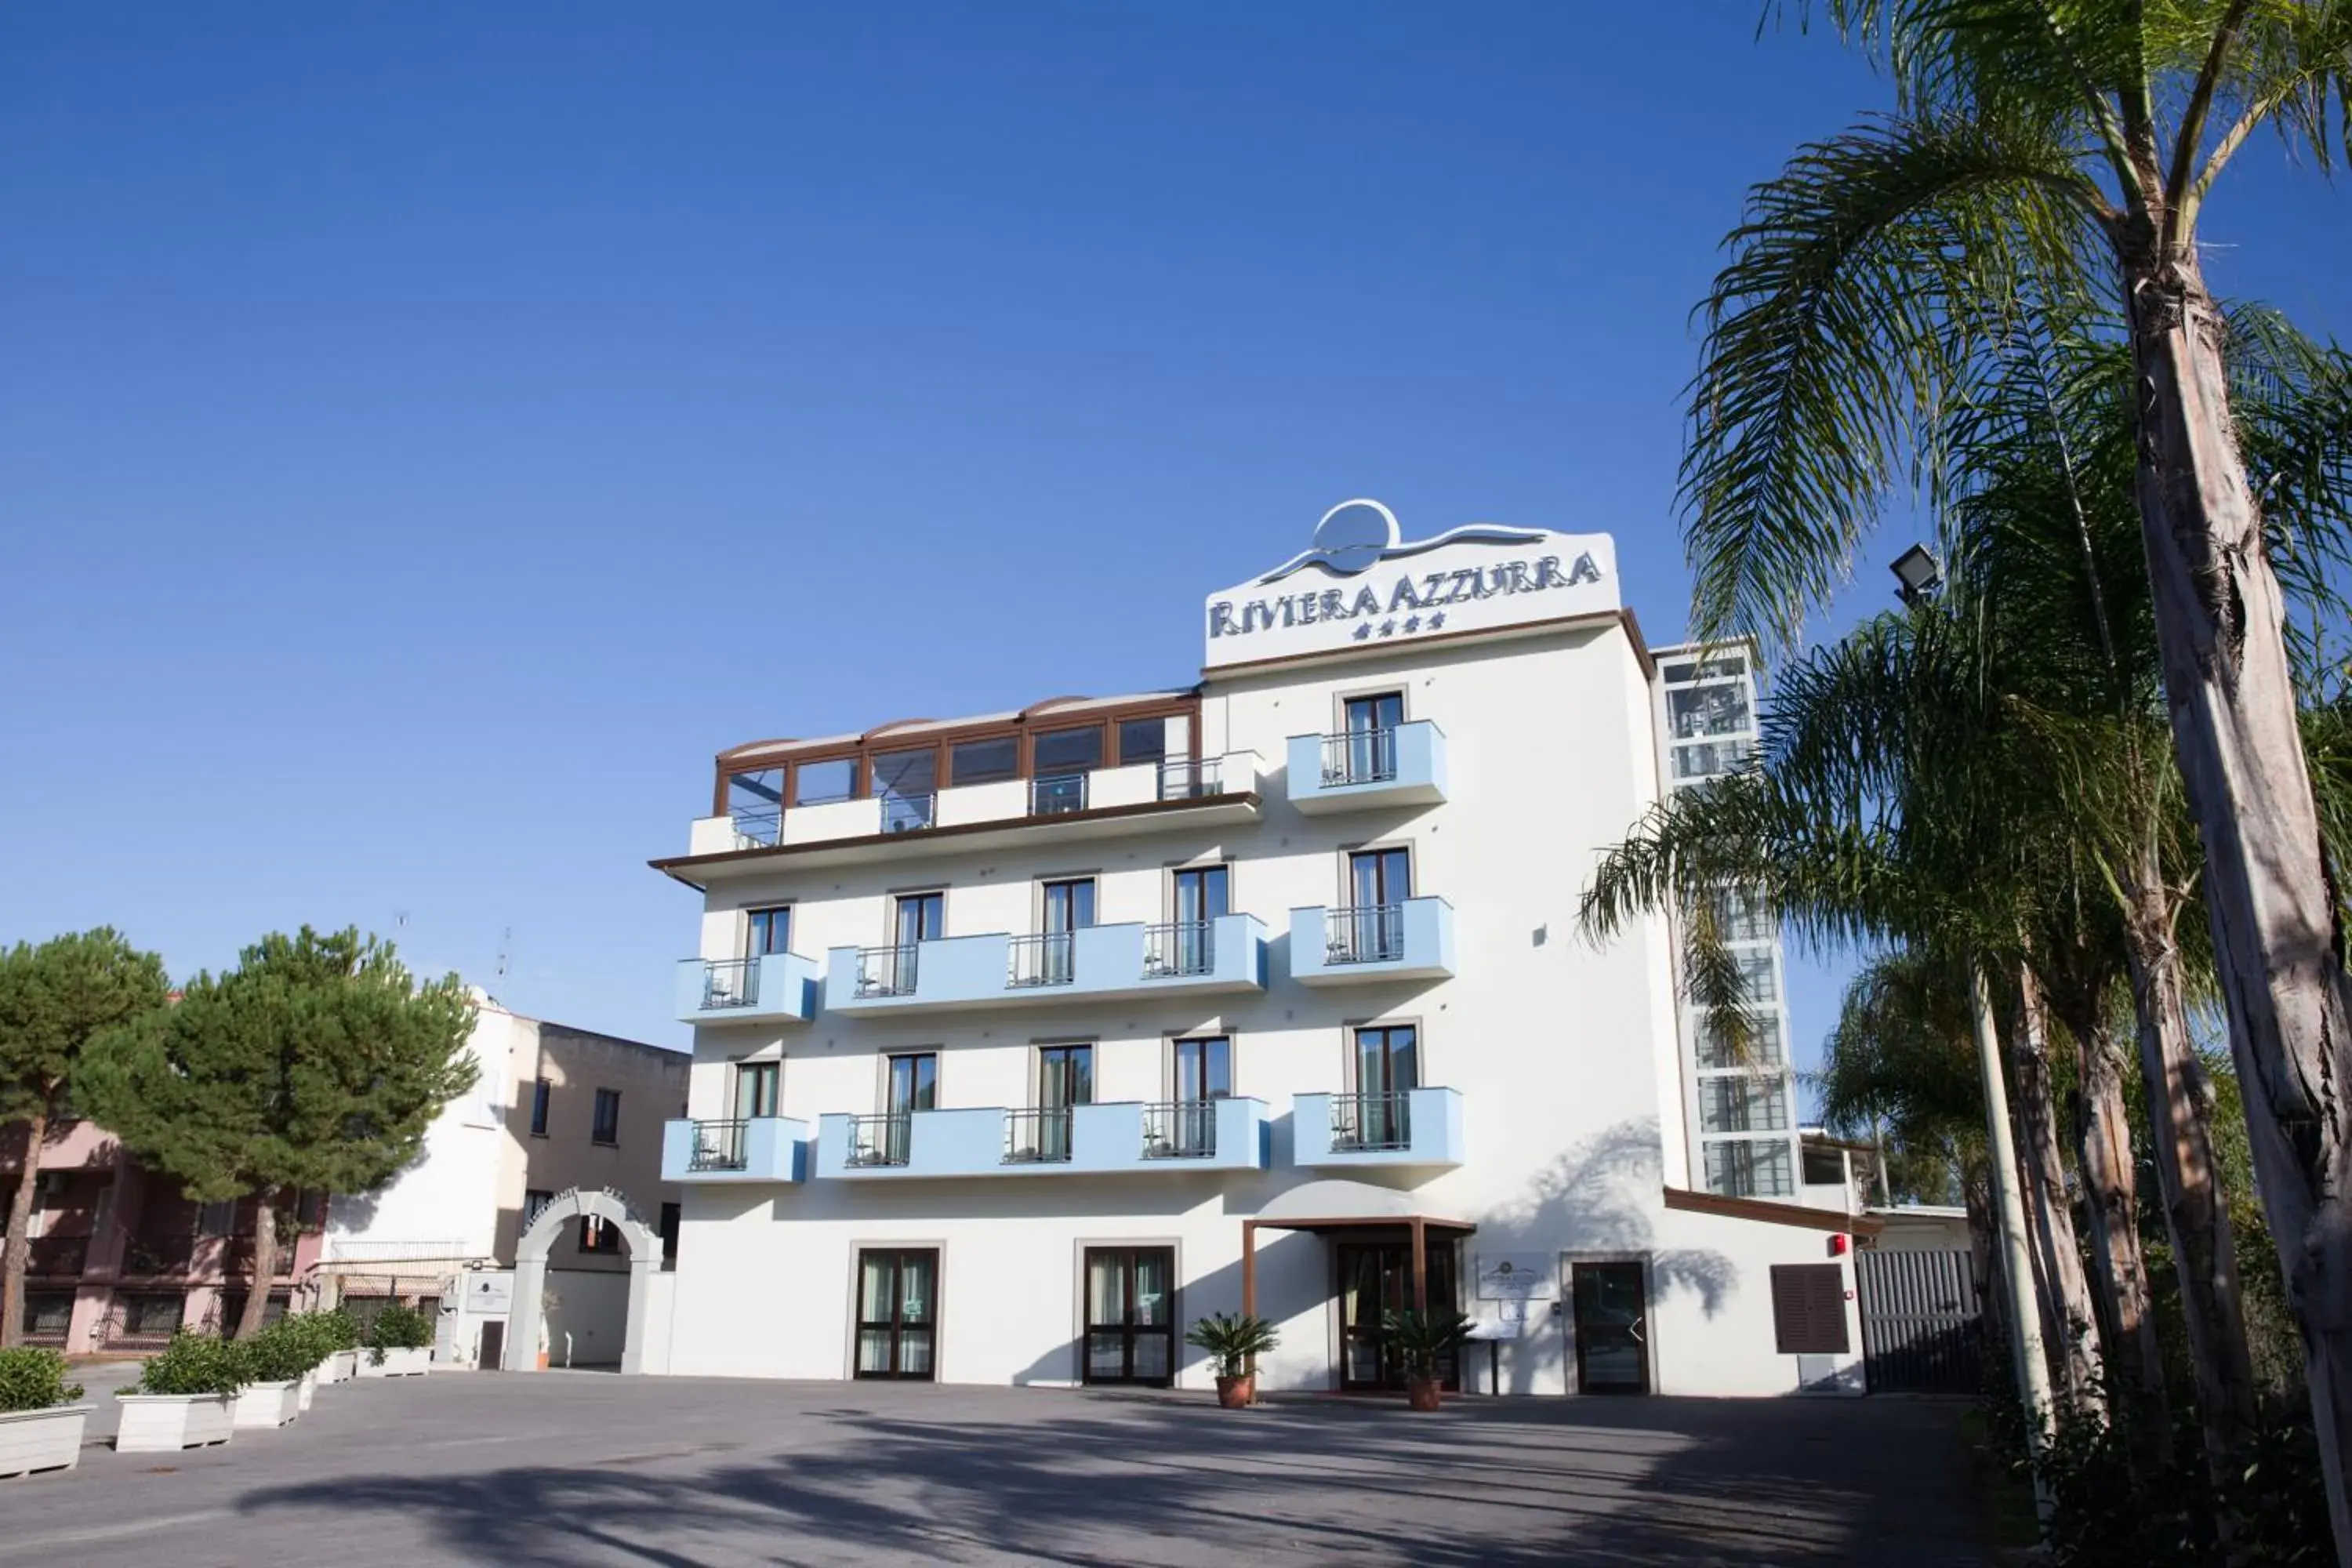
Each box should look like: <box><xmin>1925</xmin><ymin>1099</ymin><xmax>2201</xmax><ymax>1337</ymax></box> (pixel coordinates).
<box><xmin>1770</xmin><ymin>1263</ymin><xmax>1851</xmax><ymax>1354</ymax></box>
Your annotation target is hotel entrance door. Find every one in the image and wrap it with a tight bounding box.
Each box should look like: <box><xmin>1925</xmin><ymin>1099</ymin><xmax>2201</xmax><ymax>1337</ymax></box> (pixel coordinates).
<box><xmin>1337</xmin><ymin>1239</ymin><xmax>1459</xmax><ymax>1392</ymax></box>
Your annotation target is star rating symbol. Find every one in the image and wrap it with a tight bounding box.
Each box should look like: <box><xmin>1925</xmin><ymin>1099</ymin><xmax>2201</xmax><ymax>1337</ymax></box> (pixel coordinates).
<box><xmin>1377</xmin><ymin>619</ymin><xmax>1396</xmax><ymax>637</ymax></box>
<box><xmin>1428</xmin><ymin>612</ymin><xmax>1446</xmax><ymax>630</ymax></box>
<box><xmin>1403</xmin><ymin>615</ymin><xmax>1422</xmax><ymax>633</ymax></box>
<box><xmin>1352</xmin><ymin>623</ymin><xmax>1373</xmax><ymax>641</ymax></box>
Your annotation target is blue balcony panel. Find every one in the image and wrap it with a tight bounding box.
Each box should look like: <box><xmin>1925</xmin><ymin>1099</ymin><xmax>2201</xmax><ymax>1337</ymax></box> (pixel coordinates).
<box><xmin>823</xmin><ymin>912</ymin><xmax>1268</xmax><ymax>1017</ymax></box>
<box><xmin>1285</xmin><ymin>721</ymin><xmax>1446</xmax><ymax>815</ymax></box>
<box><xmin>674</xmin><ymin>952</ymin><xmax>820</xmax><ymax>1025</ymax></box>
<box><xmin>813</xmin><ymin>1098</ymin><xmax>1269</xmax><ymax>1180</ymax></box>
<box><xmin>1292</xmin><ymin>1087</ymin><xmax>1465</xmax><ymax>1169</ymax></box>
<box><xmin>1287</xmin><ymin>897</ymin><xmax>1455</xmax><ymax>985</ymax></box>
<box><xmin>661</xmin><ymin>1116</ymin><xmax>809</xmax><ymax>1184</ymax></box>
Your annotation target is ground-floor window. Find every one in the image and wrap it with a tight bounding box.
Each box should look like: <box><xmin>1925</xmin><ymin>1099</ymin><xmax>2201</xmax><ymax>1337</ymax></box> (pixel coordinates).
<box><xmin>855</xmin><ymin>1247</ymin><xmax>938</xmax><ymax>1381</ymax></box>
<box><xmin>1337</xmin><ymin>1238</ymin><xmax>1458</xmax><ymax>1392</ymax></box>
<box><xmin>20</xmin><ymin>1290</ymin><xmax>73</xmax><ymax>1343</ymax></box>
<box><xmin>1082</xmin><ymin>1247</ymin><xmax>1174</xmax><ymax>1386</ymax></box>
<box><xmin>1569</xmin><ymin>1261</ymin><xmax>1650</xmax><ymax>1394</ymax></box>
<box><xmin>114</xmin><ymin>1291</ymin><xmax>187</xmax><ymax>1344</ymax></box>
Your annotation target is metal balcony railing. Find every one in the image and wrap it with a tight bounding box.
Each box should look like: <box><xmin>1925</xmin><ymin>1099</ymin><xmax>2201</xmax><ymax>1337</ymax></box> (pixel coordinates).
<box><xmin>879</xmin><ymin>793</ymin><xmax>936</xmax><ymax>833</ymax></box>
<box><xmin>688</xmin><ymin>1120</ymin><xmax>750</xmax><ymax>1173</ymax></box>
<box><xmin>1030</xmin><ymin>772</ymin><xmax>1089</xmax><ymax>816</ymax></box>
<box><xmin>855</xmin><ymin>945</ymin><xmax>920</xmax><ymax>998</ymax></box>
<box><xmin>1324</xmin><ymin>905</ymin><xmax>1406</xmax><ymax>964</ymax></box>
<box><xmin>1007</xmin><ymin>932</ymin><xmax>1078</xmax><ymax>988</ymax></box>
<box><xmin>1159</xmin><ymin>757</ymin><xmax>1223</xmax><ymax>800</ymax></box>
<box><xmin>730</xmin><ymin>807</ymin><xmax>782</xmax><ymax>848</ymax></box>
<box><xmin>1320</xmin><ymin>728</ymin><xmax>1399</xmax><ymax>786</ymax></box>
<box><xmin>1003</xmin><ymin>1108</ymin><xmax>1076</xmax><ymax>1165</ymax></box>
<box><xmin>1141</xmin><ymin>1102</ymin><xmax>1218</xmax><ymax>1160</ymax></box>
<box><xmin>699</xmin><ymin>958</ymin><xmax>761</xmax><ymax>1010</ymax></box>
<box><xmin>846</xmin><ymin>1114</ymin><xmax>913</xmax><ymax>1168</ymax></box>
<box><xmin>1142</xmin><ymin>920</ymin><xmax>1214</xmax><ymax>978</ymax></box>
<box><xmin>1330</xmin><ymin>1091</ymin><xmax>1415</xmax><ymax>1153</ymax></box>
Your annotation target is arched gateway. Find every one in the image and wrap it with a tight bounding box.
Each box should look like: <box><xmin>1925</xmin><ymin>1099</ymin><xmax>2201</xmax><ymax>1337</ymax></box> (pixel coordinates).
<box><xmin>502</xmin><ymin>1187</ymin><xmax>661</xmax><ymax>1374</ymax></box>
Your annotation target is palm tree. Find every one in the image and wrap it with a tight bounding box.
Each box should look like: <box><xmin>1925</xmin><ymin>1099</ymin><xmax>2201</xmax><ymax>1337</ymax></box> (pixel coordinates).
<box><xmin>1680</xmin><ymin>9</ymin><xmax>2352</xmax><ymax>1537</ymax></box>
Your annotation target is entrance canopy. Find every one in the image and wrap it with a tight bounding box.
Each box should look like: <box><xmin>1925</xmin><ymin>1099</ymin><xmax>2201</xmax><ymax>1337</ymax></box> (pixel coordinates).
<box><xmin>1241</xmin><ymin>1180</ymin><xmax>1477</xmax><ymax>1325</ymax></box>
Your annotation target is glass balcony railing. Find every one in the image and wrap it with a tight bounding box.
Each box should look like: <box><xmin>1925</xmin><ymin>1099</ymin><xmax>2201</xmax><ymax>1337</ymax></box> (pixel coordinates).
<box><xmin>1029</xmin><ymin>772</ymin><xmax>1089</xmax><ymax>816</ymax></box>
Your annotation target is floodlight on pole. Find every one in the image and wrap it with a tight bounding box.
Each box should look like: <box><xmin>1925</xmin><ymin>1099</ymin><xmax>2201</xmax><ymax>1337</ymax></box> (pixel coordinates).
<box><xmin>1889</xmin><ymin>544</ymin><xmax>1943</xmax><ymax>604</ymax></box>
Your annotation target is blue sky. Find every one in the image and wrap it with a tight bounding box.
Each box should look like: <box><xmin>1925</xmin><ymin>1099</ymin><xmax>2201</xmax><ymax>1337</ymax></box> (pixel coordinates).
<box><xmin>3</xmin><ymin>5</ymin><xmax>2343</xmax><ymax>1091</ymax></box>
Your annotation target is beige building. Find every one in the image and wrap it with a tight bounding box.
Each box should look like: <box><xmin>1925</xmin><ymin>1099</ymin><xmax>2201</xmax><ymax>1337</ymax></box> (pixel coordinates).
<box><xmin>320</xmin><ymin>993</ymin><xmax>687</xmax><ymax>1362</ymax></box>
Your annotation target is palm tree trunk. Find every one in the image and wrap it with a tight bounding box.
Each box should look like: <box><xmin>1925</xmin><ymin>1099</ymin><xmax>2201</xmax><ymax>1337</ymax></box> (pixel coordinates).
<box><xmin>235</xmin><ymin>1189</ymin><xmax>280</xmax><ymax>1340</ymax></box>
<box><xmin>2121</xmin><ymin>876</ymin><xmax>2259</xmax><ymax>1472</ymax></box>
<box><xmin>2013</xmin><ymin>968</ymin><xmax>2104</xmax><ymax>1416</ymax></box>
<box><xmin>2050</xmin><ymin>993</ymin><xmax>2174</xmax><ymax>1473</ymax></box>
<box><xmin>1</xmin><ymin>1107</ymin><xmax>49</xmax><ymax>1350</ymax></box>
<box><xmin>1972</xmin><ymin>965</ymin><xmax>2056</xmax><ymax>1504</ymax></box>
<box><xmin>2128</xmin><ymin>250</ymin><xmax>2352</xmax><ymax>1553</ymax></box>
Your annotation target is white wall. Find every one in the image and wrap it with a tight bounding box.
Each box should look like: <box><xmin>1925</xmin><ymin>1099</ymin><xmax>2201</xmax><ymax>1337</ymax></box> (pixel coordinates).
<box><xmin>542</xmin><ymin>1267</ymin><xmax>632</xmax><ymax>1367</ymax></box>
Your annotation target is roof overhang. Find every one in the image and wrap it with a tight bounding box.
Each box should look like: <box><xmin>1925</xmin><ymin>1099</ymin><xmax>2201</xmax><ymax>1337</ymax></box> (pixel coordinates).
<box><xmin>1663</xmin><ymin>1185</ymin><xmax>1885</xmax><ymax>1237</ymax></box>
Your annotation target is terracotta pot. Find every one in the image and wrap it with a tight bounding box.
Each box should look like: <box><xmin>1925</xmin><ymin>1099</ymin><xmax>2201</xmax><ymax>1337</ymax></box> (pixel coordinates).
<box><xmin>535</xmin><ymin>1351</ymin><xmax>550</xmax><ymax>1370</ymax></box>
<box><xmin>1214</xmin><ymin>1374</ymin><xmax>1255</xmax><ymax>1410</ymax></box>
<box><xmin>1406</xmin><ymin>1375</ymin><xmax>1443</xmax><ymax>1412</ymax></box>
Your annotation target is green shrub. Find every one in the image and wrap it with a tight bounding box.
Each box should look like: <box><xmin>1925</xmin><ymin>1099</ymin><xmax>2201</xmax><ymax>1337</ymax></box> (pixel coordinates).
<box><xmin>126</xmin><ymin>1332</ymin><xmax>247</xmax><ymax>1398</ymax></box>
<box><xmin>274</xmin><ymin>1310</ymin><xmax>350</xmax><ymax>1371</ymax></box>
<box><xmin>365</xmin><ymin>1303</ymin><xmax>434</xmax><ymax>1363</ymax></box>
<box><xmin>0</xmin><ymin>1347</ymin><xmax>85</xmax><ymax>1412</ymax></box>
<box><xmin>238</xmin><ymin>1319</ymin><xmax>321</xmax><ymax>1384</ymax></box>
<box><xmin>1183</xmin><ymin>1312</ymin><xmax>1279</xmax><ymax>1378</ymax></box>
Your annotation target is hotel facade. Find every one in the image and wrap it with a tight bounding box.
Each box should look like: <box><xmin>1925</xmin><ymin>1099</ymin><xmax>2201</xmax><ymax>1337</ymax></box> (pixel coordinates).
<box><xmin>644</xmin><ymin>504</ymin><xmax>1867</xmax><ymax>1396</ymax></box>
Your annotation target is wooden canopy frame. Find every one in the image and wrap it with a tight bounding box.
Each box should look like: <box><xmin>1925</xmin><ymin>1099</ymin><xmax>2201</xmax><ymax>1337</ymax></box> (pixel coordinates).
<box><xmin>1239</xmin><ymin>1212</ymin><xmax>1479</xmax><ymax>1331</ymax></box>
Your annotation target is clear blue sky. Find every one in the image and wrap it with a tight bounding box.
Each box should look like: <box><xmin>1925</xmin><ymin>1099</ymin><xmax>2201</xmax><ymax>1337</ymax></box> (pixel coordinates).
<box><xmin>3</xmin><ymin>5</ymin><xmax>2343</xmax><ymax>1091</ymax></box>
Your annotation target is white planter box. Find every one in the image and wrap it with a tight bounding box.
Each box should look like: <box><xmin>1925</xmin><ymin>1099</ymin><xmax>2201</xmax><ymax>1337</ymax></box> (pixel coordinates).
<box><xmin>115</xmin><ymin>1394</ymin><xmax>234</xmax><ymax>1453</ymax></box>
<box><xmin>231</xmin><ymin>1381</ymin><xmax>300</xmax><ymax>1428</ymax></box>
<box><xmin>318</xmin><ymin>1349</ymin><xmax>358</xmax><ymax>1384</ymax></box>
<box><xmin>356</xmin><ymin>1346</ymin><xmax>431</xmax><ymax>1378</ymax></box>
<box><xmin>296</xmin><ymin>1370</ymin><xmax>317</xmax><ymax>1412</ymax></box>
<box><xmin>0</xmin><ymin>1405</ymin><xmax>90</xmax><ymax>1478</ymax></box>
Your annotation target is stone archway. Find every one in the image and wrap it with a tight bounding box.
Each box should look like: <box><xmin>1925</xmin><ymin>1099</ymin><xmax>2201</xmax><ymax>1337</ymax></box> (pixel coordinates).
<box><xmin>503</xmin><ymin>1187</ymin><xmax>661</xmax><ymax>1374</ymax></box>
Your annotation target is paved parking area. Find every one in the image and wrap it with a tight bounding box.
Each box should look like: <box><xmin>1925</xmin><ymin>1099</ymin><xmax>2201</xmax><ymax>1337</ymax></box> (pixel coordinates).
<box><xmin>4</xmin><ymin>1370</ymin><xmax>1987</xmax><ymax>1566</ymax></box>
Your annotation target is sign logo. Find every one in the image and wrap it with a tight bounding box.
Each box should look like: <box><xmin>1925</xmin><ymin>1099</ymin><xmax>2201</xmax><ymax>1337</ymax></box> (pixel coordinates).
<box><xmin>1203</xmin><ymin>501</ymin><xmax>1619</xmax><ymax>668</ymax></box>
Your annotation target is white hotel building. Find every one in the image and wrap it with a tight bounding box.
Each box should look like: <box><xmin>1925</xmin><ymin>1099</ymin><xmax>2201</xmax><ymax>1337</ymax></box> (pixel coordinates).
<box><xmin>645</xmin><ymin>504</ymin><xmax>1867</xmax><ymax>1396</ymax></box>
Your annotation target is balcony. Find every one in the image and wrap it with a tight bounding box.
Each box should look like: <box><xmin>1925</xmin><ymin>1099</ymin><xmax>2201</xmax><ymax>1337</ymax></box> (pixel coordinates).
<box><xmin>665</xmin><ymin>753</ymin><xmax>1265</xmax><ymax>880</ymax></box>
<box><xmin>1288</xmin><ymin>898</ymin><xmax>1456</xmax><ymax>985</ymax></box>
<box><xmin>1293</xmin><ymin>1087</ymin><xmax>1465</xmax><ymax>1169</ymax></box>
<box><xmin>814</xmin><ymin>1098</ymin><xmax>1269</xmax><ymax>1179</ymax></box>
<box><xmin>1286</xmin><ymin>722</ymin><xmax>1448</xmax><ymax>815</ymax></box>
<box><xmin>825</xmin><ymin>913</ymin><xmax>1269</xmax><ymax>1017</ymax></box>
<box><xmin>673</xmin><ymin>952</ymin><xmax>820</xmax><ymax>1025</ymax></box>
<box><xmin>660</xmin><ymin>1116</ymin><xmax>809</xmax><ymax>1184</ymax></box>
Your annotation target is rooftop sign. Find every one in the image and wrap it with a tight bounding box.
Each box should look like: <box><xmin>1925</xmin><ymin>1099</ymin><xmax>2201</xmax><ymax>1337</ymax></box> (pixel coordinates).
<box><xmin>1202</xmin><ymin>499</ymin><xmax>1619</xmax><ymax>668</ymax></box>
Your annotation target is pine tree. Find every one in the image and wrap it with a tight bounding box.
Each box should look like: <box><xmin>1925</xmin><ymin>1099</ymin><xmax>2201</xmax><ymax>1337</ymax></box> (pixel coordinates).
<box><xmin>0</xmin><ymin>929</ymin><xmax>170</xmax><ymax>1347</ymax></box>
<box><xmin>76</xmin><ymin>927</ymin><xmax>477</xmax><ymax>1339</ymax></box>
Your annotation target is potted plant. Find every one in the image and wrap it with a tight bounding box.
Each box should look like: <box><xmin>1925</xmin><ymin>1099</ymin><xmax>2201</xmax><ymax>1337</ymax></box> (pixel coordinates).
<box><xmin>116</xmin><ymin>1331</ymin><xmax>244</xmax><ymax>1451</ymax></box>
<box><xmin>0</xmin><ymin>1347</ymin><xmax>90</xmax><ymax>1478</ymax></box>
<box><xmin>359</xmin><ymin>1303</ymin><xmax>434</xmax><ymax>1377</ymax></box>
<box><xmin>229</xmin><ymin>1321</ymin><xmax>313</xmax><ymax>1428</ymax></box>
<box><xmin>1381</xmin><ymin>1308</ymin><xmax>1472</xmax><ymax>1411</ymax></box>
<box><xmin>310</xmin><ymin>1308</ymin><xmax>361</xmax><ymax>1383</ymax></box>
<box><xmin>1185</xmin><ymin>1312</ymin><xmax>1279</xmax><ymax>1409</ymax></box>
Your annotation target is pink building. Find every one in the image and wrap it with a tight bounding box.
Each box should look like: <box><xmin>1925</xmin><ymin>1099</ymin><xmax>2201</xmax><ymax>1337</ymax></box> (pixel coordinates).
<box><xmin>2</xmin><ymin>1120</ymin><xmax>326</xmax><ymax>1353</ymax></box>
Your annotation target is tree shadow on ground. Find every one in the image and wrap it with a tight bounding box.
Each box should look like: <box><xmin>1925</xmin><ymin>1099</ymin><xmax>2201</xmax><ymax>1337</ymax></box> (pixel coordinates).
<box><xmin>233</xmin><ymin>1389</ymin><xmax>1987</xmax><ymax>1566</ymax></box>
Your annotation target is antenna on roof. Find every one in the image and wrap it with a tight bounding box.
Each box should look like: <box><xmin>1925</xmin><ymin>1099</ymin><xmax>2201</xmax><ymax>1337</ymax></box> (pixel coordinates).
<box><xmin>497</xmin><ymin>927</ymin><xmax>514</xmax><ymax>979</ymax></box>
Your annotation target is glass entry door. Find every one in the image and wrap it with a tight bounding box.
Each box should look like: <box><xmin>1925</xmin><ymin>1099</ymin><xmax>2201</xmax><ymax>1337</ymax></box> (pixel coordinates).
<box><xmin>1083</xmin><ymin>1247</ymin><xmax>1174</xmax><ymax>1386</ymax></box>
<box><xmin>1336</xmin><ymin>1239</ymin><xmax>1458</xmax><ymax>1392</ymax></box>
<box><xmin>1341</xmin><ymin>848</ymin><xmax>1411</xmax><ymax>960</ymax></box>
<box><xmin>1161</xmin><ymin>865</ymin><xmax>1229</xmax><ymax>975</ymax></box>
<box><xmin>1340</xmin><ymin>692</ymin><xmax>1405</xmax><ymax>782</ymax></box>
<box><xmin>1570</xmin><ymin>1261</ymin><xmax>1651</xmax><ymax>1394</ymax></box>
<box><xmin>855</xmin><ymin>1248</ymin><xmax>938</xmax><ymax>1380</ymax></box>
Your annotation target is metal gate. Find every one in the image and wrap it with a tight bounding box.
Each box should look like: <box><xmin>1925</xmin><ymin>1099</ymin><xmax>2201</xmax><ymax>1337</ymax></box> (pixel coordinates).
<box><xmin>1857</xmin><ymin>1248</ymin><xmax>1982</xmax><ymax>1395</ymax></box>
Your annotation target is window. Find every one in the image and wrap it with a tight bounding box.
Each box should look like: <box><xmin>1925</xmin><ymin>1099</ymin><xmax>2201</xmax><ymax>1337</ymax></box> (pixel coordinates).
<box><xmin>1016</xmin><ymin>878</ymin><xmax>1094</xmax><ymax>986</ymax></box>
<box><xmin>1171</xmin><ymin>864</ymin><xmax>1229</xmax><ymax>924</ymax></box>
<box><xmin>872</xmin><ymin>748</ymin><xmax>938</xmax><ymax>832</ymax></box>
<box><xmin>734</xmin><ymin>1060</ymin><xmax>780</xmax><ymax>1120</ymax></box>
<box><xmin>793</xmin><ymin>757</ymin><xmax>855</xmax><ymax>806</ymax></box>
<box><xmin>894</xmin><ymin>891</ymin><xmax>944</xmax><ymax>946</ymax></box>
<box><xmin>122</xmin><ymin>1292</ymin><xmax>186</xmax><ymax>1338</ymax></box>
<box><xmin>1803</xmin><ymin>1145</ymin><xmax>1849</xmax><ymax>1187</ymax></box>
<box><xmin>1172</xmin><ymin>1035</ymin><xmax>1232</xmax><ymax>1101</ymax></box>
<box><xmin>1697</xmin><ymin>1015</ymin><xmax>1784</xmax><ymax>1070</ymax></box>
<box><xmin>950</xmin><ymin>735</ymin><xmax>1020</xmax><ymax>786</ymax></box>
<box><xmin>855</xmin><ymin>1248</ymin><xmax>938</xmax><ymax>1379</ymax></box>
<box><xmin>1033</xmin><ymin>724</ymin><xmax>1104</xmax><ymax>776</ymax></box>
<box><xmin>1083</xmin><ymin>1247</ymin><xmax>1174</xmax><ymax>1385</ymax></box>
<box><xmin>659</xmin><ymin>1202</ymin><xmax>681</xmax><ymax>1266</ymax></box>
<box><xmin>1667</xmin><ymin>683</ymin><xmax>1752</xmax><ymax>740</ymax></box>
<box><xmin>1704</xmin><ymin>1138</ymin><xmax>1795</xmax><ymax>1198</ymax></box>
<box><xmin>529</xmin><ymin>1079</ymin><xmax>550</xmax><ymax>1138</ymax></box>
<box><xmin>1698</xmin><ymin>1076</ymin><xmax>1791</xmax><ymax>1134</ymax></box>
<box><xmin>20</xmin><ymin>1292</ymin><xmax>73</xmax><ymax>1339</ymax></box>
<box><xmin>886</xmin><ymin>1052</ymin><xmax>938</xmax><ymax>1114</ymax></box>
<box><xmin>725</xmin><ymin>768</ymin><xmax>785</xmax><ymax>844</ymax></box>
<box><xmin>1010</xmin><ymin>1044</ymin><xmax>1091</xmax><ymax>1163</ymax></box>
<box><xmin>1769</xmin><ymin>1264</ymin><xmax>1851</xmax><ymax>1354</ymax></box>
<box><xmin>579</xmin><ymin>1214</ymin><xmax>622</xmax><ymax>1255</ymax></box>
<box><xmin>524</xmin><ymin>1189</ymin><xmax>554</xmax><ymax>1229</ymax></box>
<box><xmin>592</xmin><ymin>1089</ymin><xmax>621</xmax><ymax>1146</ymax></box>
<box><xmin>1117</xmin><ymin>717</ymin><xmax>1167</xmax><ymax>765</ymax></box>
<box><xmin>746</xmin><ymin>906</ymin><xmax>791</xmax><ymax>956</ymax></box>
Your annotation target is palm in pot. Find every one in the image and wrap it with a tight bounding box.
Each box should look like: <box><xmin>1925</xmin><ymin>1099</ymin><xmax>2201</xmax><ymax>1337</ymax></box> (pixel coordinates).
<box><xmin>1184</xmin><ymin>1313</ymin><xmax>1278</xmax><ymax>1408</ymax></box>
